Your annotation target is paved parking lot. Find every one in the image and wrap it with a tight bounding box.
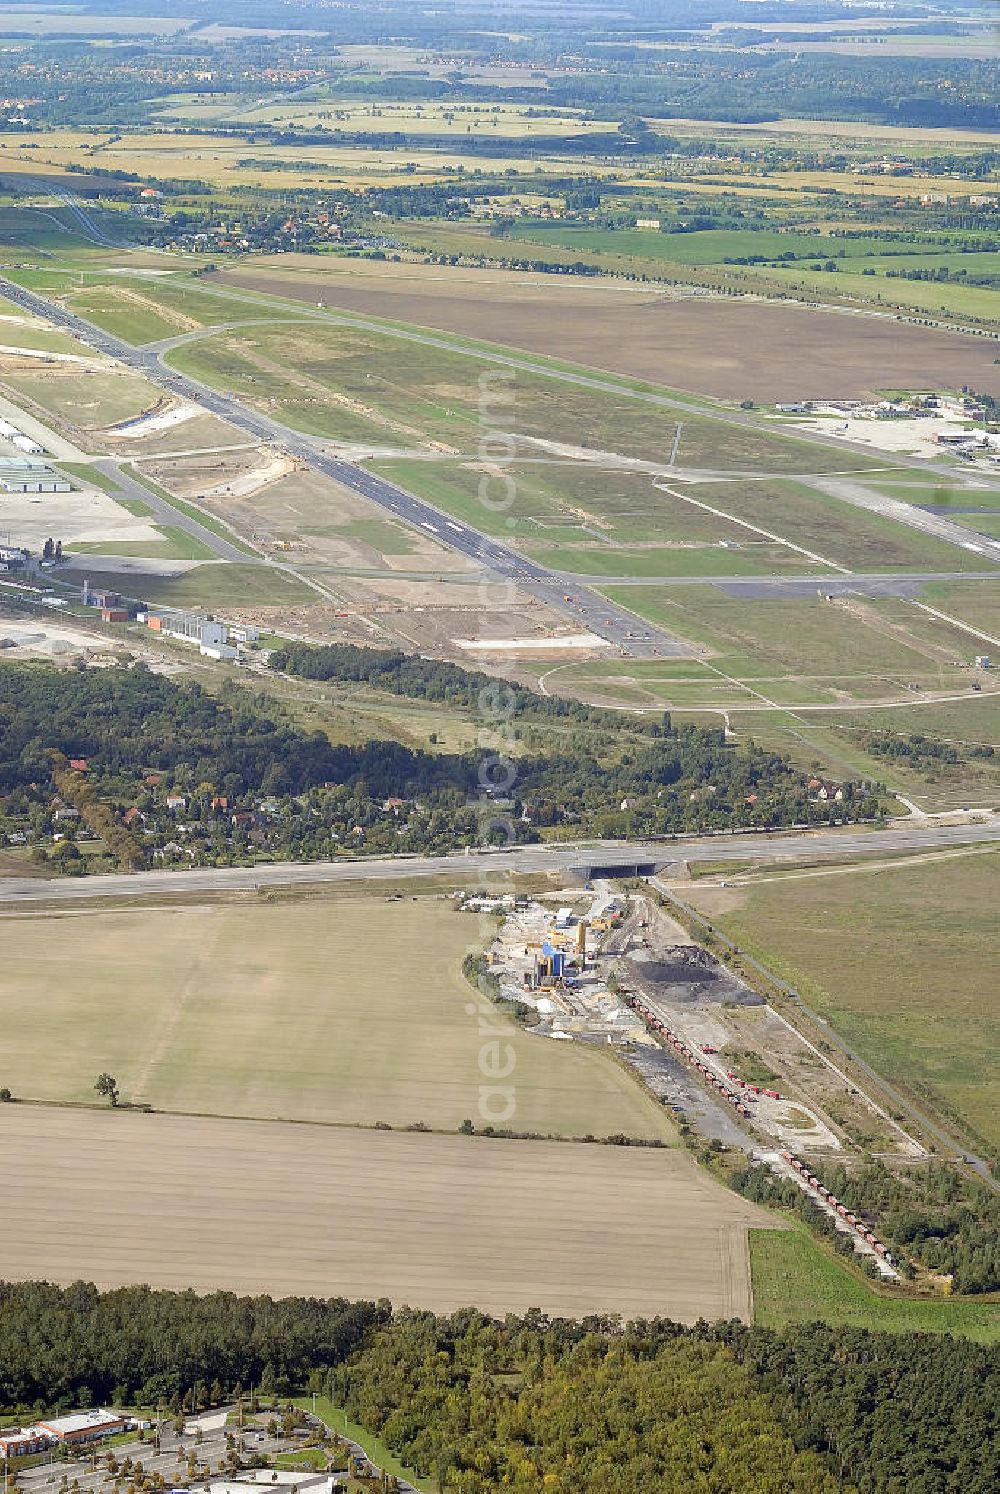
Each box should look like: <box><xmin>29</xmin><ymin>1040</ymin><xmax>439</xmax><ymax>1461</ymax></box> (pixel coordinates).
<box><xmin>15</xmin><ymin>1415</ymin><xmax>295</xmax><ymax>1494</ymax></box>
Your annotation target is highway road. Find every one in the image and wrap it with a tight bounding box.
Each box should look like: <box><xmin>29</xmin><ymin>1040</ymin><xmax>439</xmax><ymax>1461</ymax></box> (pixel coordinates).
<box><xmin>1</xmin><ymin>817</ymin><xmax>997</xmax><ymax>903</ymax></box>
<box><xmin>0</xmin><ymin>276</ymin><xmax>693</xmax><ymax>659</ymax></box>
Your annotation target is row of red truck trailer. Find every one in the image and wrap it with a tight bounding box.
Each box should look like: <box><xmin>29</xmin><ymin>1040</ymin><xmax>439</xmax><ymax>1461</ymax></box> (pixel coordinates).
<box><xmin>622</xmin><ymin>991</ymin><xmax>896</xmax><ymax>1268</ymax></box>
<box><xmin>623</xmin><ymin>993</ymin><xmax>755</xmax><ymax>1119</ymax></box>
<box><xmin>726</xmin><ymin>1070</ymin><xmax>783</xmax><ymax>1100</ymax></box>
<box><xmin>781</xmin><ymin>1150</ymin><xmax>894</xmax><ymax>1262</ymax></box>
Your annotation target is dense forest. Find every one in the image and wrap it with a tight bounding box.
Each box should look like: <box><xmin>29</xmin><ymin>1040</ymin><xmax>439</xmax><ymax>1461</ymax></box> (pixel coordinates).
<box><xmin>0</xmin><ymin>1283</ymin><xmax>384</xmax><ymax>1410</ymax></box>
<box><xmin>0</xmin><ymin>1283</ymin><xmax>996</xmax><ymax>1493</ymax></box>
<box><xmin>332</xmin><ymin>1310</ymin><xmax>1000</xmax><ymax>1494</ymax></box>
<box><xmin>0</xmin><ymin>660</ymin><xmax>878</xmax><ymax>871</ymax></box>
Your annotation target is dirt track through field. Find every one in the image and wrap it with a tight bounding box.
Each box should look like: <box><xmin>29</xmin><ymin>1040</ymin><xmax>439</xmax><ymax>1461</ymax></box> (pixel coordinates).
<box><xmin>1</xmin><ymin>1106</ymin><xmax>774</xmax><ymax>1320</ymax></box>
<box><xmin>220</xmin><ymin>264</ymin><xmax>1000</xmax><ymax>401</ymax></box>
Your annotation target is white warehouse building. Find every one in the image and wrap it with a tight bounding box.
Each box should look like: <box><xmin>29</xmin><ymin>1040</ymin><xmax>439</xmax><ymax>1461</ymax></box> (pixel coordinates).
<box><xmin>0</xmin><ymin>458</ymin><xmax>70</xmax><ymax>493</ymax></box>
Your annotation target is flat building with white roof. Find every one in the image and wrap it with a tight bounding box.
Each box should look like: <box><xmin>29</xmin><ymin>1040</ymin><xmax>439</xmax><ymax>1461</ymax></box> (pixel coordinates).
<box><xmin>0</xmin><ymin>458</ymin><xmax>69</xmax><ymax>493</ymax></box>
<box><xmin>35</xmin><ymin>1409</ymin><xmax>127</xmax><ymax>1443</ymax></box>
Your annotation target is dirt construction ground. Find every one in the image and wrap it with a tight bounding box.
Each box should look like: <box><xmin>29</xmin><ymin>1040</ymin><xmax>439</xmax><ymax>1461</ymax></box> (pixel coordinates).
<box><xmin>220</xmin><ymin>260</ymin><xmax>1000</xmax><ymax>402</ymax></box>
<box><xmin>0</xmin><ymin>1105</ymin><xmax>774</xmax><ymax>1319</ymax></box>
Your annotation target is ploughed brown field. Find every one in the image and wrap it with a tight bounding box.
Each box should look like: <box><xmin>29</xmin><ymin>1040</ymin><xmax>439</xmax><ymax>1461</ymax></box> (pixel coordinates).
<box><xmin>0</xmin><ymin>1106</ymin><xmax>776</xmax><ymax>1320</ymax></box>
<box><xmin>220</xmin><ymin>260</ymin><xmax>1000</xmax><ymax>402</ymax></box>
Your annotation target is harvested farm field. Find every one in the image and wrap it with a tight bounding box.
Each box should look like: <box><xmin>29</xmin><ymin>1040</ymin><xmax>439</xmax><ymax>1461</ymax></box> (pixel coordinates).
<box><xmin>0</xmin><ymin>1106</ymin><xmax>773</xmax><ymax>1319</ymax></box>
<box><xmin>218</xmin><ymin>261</ymin><xmax>1000</xmax><ymax>402</ymax></box>
<box><xmin>0</xmin><ymin>896</ymin><xmax>674</xmax><ymax>1140</ymax></box>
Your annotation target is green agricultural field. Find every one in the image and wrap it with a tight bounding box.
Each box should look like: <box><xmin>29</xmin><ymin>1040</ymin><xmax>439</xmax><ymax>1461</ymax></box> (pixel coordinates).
<box><xmin>750</xmin><ymin>1227</ymin><xmax>1000</xmax><ymax>1341</ymax></box>
<box><xmin>701</xmin><ymin>850</ymin><xmax>1000</xmax><ymax>1148</ymax></box>
<box><xmin>694</xmin><ymin>478</ymin><xmax>994</xmax><ymax>573</ymax></box>
<box><xmin>0</xmin><ymin>368</ymin><xmax>157</xmax><ymax>430</ymax></box>
<box><xmin>394</xmin><ymin>219</ymin><xmax>685</xmax><ymax>281</ymax></box>
<box><xmin>506</xmin><ymin>225</ymin><xmax>885</xmax><ymax>267</ymax></box>
<box><xmin>394</xmin><ymin>220</ymin><xmax>1000</xmax><ymax>331</ymax></box>
<box><xmin>861</xmin><ymin>250</ymin><xmax>1000</xmax><ymax>277</ymax></box>
<box><xmin>62</xmin><ymin>287</ymin><xmax>183</xmax><ymax>345</ymax></box>
<box><xmin>748</xmin><ymin>260</ymin><xmax>1000</xmax><ymax>327</ymax></box>
<box><xmin>598</xmin><ymin>586</ymin><xmax>974</xmax><ymax>691</ymax></box>
<box><xmin>58</xmin><ymin>561</ymin><xmax>316</xmax><ymax>608</ymax></box>
<box><xmin>0</xmin><ymin>897</ymin><xmax>676</xmax><ymax>1140</ymax></box>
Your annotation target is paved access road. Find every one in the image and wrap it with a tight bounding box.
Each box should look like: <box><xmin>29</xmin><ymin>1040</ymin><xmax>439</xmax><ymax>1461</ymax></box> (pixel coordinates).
<box><xmin>94</xmin><ymin>458</ymin><xmax>253</xmax><ymax>563</ymax></box>
<box><xmin>0</xmin><ymin>276</ymin><xmax>692</xmax><ymax>659</ymax></box>
<box><xmin>1</xmin><ymin>818</ymin><xmax>997</xmax><ymax>903</ymax></box>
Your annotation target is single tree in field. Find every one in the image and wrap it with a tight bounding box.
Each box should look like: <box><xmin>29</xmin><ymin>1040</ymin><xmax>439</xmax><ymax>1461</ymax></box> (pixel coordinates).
<box><xmin>94</xmin><ymin>1072</ymin><xmax>120</xmax><ymax>1107</ymax></box>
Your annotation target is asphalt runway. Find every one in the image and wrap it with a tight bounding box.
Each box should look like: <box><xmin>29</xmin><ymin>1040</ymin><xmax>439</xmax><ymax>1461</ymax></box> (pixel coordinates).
<box><xmin>0</xmin><ymin>277</ymin><xmax>694</xmax><ymax>659</ymax></box>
